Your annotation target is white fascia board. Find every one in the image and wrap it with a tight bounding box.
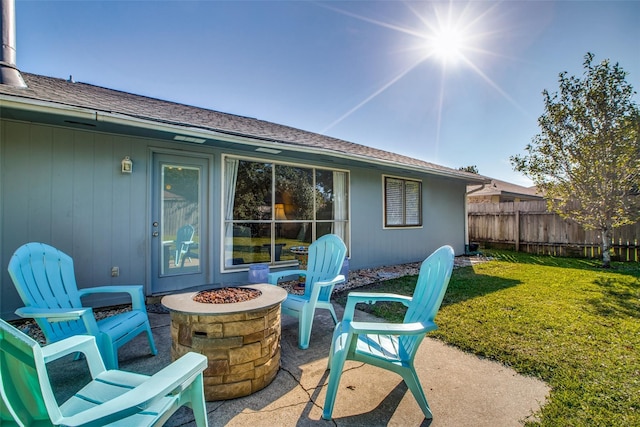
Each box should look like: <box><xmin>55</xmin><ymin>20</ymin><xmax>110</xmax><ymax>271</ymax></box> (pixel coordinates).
<box><xmin>0</xmin><ymin>96</ymin><xmax>97</xmax><ymax>121</ymax></box>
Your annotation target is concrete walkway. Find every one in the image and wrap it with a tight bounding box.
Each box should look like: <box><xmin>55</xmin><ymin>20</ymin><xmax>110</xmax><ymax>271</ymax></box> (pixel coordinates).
<box><xmin>47</xmin><ymin>303</ymin><xmax>549</xmax><ymax>427</ymax></box>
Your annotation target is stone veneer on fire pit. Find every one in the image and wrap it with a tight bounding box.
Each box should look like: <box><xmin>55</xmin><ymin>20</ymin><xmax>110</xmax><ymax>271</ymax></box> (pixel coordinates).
<box><xmin>161</xmin><ymin>284</ymin><xmax>287</xmax><ymax>401</ymax></box>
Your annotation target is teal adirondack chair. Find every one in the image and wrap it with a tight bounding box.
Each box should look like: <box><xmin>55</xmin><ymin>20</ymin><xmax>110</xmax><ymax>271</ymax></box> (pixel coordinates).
<box><xmin>0</xmin><ymin>318</ymin><xmax>208</xmax><ymax>427</ymax></box>
<box><xmin>7</xmin><ymin>242</ymin><xmax>158</xmax><ymax>370</ymax></box>
<box><xmin>175</xmin><ymin>224</ymin><xmax>195</xmax><ymax>267</ymax></box>
<box><xmin>268</xmin><ymin>234</ymin><xmax>347</xmax><ymax>349</ymax></box>
<box><xmin>322</xmin><ymin>245</ymin><xmax>455</xmax><ymax>420</ymax></box>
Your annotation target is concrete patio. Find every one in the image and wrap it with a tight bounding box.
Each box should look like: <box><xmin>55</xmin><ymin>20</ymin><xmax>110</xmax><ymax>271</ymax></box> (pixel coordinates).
<box><xmin>46</xmin><ymin>300</ymin><xmax>549</xmax><ymax>426</ymax></box>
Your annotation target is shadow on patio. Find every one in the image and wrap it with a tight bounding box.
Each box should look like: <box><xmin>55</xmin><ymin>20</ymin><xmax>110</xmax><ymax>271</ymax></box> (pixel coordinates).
<box><xmin>45</xmin><ymin>299</ymin><xmax>549</xmax><ymax>427</ymax></box>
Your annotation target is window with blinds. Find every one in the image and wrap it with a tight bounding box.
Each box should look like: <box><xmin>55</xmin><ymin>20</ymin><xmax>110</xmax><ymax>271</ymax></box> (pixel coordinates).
<box><xmin>384</xmin><ymin>176</ymin><xmax>422</xmax><ymax>227</ymax></box>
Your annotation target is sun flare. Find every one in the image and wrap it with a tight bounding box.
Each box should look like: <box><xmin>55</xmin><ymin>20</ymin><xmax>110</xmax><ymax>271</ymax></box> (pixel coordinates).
<box><xmin>319</xmin><ymin>1</ymin><xmax>525</xmax><ymax>135</ymax></box>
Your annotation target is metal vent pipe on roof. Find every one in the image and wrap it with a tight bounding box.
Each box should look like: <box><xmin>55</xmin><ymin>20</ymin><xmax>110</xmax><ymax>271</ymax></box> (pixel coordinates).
<box><xmin>0</xmin><ymin>0</ymin><xmax>26</xmax><ymax>88</ymax></box>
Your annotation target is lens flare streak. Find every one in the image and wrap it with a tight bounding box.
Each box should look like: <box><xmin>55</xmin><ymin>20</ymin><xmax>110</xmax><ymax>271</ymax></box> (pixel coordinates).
<box><xmin>319</xmin><ymin>1</ymin><xmax>527</xmax><ymax>145</ymax></box>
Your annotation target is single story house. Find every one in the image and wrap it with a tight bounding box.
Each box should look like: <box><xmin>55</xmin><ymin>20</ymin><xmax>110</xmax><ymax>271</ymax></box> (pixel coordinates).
<box><xmin>468</xmin><ymin>178</ymin><xmax>543</xmax><ymax>204</ymax></box>
<box><xmin>0</xmin><ymin>2</ymin><xmax>486</xmax><ymax>319</ymax></box>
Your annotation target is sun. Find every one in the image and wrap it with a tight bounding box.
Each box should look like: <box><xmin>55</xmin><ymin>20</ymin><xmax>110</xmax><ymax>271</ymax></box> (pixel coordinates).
<box><xmin>430</xmin><ymin>25</ymin><xmax>467</xmax><ymax>65</ymax></box>
<box><xmin>421</xmin><ymin>1</ymin><xmax>480</xmax><ymax>68</ymax></box>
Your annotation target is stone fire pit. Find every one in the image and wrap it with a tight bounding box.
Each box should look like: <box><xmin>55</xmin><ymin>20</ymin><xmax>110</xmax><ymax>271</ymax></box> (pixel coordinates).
<box><xmin>161</xmin><ymin>284</ymin><xmax>287</xmax><ymax>401</ymax></box>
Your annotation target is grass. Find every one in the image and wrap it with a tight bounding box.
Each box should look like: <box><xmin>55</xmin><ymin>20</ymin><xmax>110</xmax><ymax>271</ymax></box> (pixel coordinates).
<box><xmin>333</xmin><ymin>251</ymin><xmax>640</xmax><ymax>426</ymax></box>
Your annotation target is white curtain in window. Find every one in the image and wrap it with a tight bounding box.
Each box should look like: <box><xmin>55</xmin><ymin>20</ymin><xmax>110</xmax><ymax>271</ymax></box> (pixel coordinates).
<box><xmin>224</xmin><ymin>158</ymin><xmax>239</xmax><ymax>266</ymax></box>
<box><xmin>333</xmin><ymin>171</ymin><xmax>347</xmax><ymax>242</ymax></box>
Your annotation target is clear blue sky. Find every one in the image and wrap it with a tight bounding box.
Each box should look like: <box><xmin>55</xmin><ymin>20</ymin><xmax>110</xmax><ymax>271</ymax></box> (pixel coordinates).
<box><xmin>13</xmin><ymin>1</ymin><xmax>640</xmax><ymax>186</ymax></box>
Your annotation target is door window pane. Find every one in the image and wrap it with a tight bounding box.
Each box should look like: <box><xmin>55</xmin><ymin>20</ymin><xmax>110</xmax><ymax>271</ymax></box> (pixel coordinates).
<box><xmin>161</xmin><ymin>164</ymin><xmax>200</xmax><ymax>275</ymax></box>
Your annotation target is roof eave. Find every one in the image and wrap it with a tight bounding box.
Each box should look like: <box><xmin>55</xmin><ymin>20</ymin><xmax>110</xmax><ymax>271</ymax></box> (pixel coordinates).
<box><xmin>0</xmin><ymin>94</ymin><xmax>488</xmax><ymax>184</ymax></box>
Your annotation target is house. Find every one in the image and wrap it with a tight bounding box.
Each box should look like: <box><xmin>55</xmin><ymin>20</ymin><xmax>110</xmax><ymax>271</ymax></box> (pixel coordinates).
<box><xmin>467</xmin><ymin>178</ymin><xmax>543</xmax><ymax>204</ymax></box>
<box><xmin>0</xmin><ymin>2</ymin><xmax>487</xmax><ymax>318</ymax></box>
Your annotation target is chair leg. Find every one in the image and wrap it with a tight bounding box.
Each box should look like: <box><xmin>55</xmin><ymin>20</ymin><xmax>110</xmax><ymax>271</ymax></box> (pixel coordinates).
<box><xmin>145</xmin><ymin>322</ymin><xmax>158</xmax><ymax>356</ymax></box>
<box><xmin>322</xmin><ymin>333</ymin><xmax>351</xmax><ymax>420</ymax></box>
<box><xmin>401</xmin><ymin>368</ymin><xmax>433</xmax><ymax>419</ymax></box>
<box><xmin>327</xmin><ymin>304</ymin><xmax>338</xmax><ymax>325</ymax></box>
<box><xmin>189</xmin><ymin>374</ymin><xmax>209</xmax><ymax>427</ymax></box>
<box><xmin>298</xmin><ymin>305</ymin><xmax>313</xmax><ymax>350</ymax></box>
<box><xmin>102</xmin><ymin>339</ymin><xmax>118</xmax><ymax>370</ymax></box>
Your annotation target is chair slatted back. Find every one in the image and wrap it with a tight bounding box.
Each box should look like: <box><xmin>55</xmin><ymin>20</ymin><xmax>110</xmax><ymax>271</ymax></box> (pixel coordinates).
<box><xmin>0</xmin><ymin>319</ymin><xmax>59</xmax><ymax>425</ymax></box>
<box><xmin>303</xmin><ymin>234</ymin><xmax>347</xmax><ymax>301</ymax></box>
<box><xmin>401</xmin><ymin>245</ymin><xmax>454</xmax><ymax>358</ymax></box>
<box><xmin>8</xmin><ymin>243</ymin><xmax>86</xmax><ymax>342</ymax></box>
<box><xmin>175</xmin><ymin>224</ymin><xmax>195</xmax><ymax>264</ymax></box>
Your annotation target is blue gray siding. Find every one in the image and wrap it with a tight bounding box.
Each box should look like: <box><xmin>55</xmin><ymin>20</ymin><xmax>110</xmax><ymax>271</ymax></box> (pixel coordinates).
<box><xmin>1</xmin><ymin>118</ymin><xmax>468</xmax><ymax>318</ymax></box>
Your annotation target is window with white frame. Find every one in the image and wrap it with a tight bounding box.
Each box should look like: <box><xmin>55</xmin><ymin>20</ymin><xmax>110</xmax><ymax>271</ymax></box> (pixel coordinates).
<box><xmin>223</xmin><ymin>157</ymin><xmax>349</xmax><ymax>267</ymax></box>
<box><xmin>384</xmin><ymin>176</ymin><xmax>422</xmax><ymax>227</ymax></box>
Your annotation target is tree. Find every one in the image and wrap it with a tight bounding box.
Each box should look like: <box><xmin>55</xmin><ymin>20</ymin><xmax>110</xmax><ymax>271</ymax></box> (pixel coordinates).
<box><xmin>511</xmin><ymin>53</ymin><xmax>640</xmax><ymax>267</ymax></box>
<box><xmin>458</xmin><ymin>165</ymin><xmax>479</xmax><ymax>174</ymax></box>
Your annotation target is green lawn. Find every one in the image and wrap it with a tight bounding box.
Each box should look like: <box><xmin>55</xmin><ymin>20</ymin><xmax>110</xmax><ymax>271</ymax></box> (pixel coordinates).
<box><xmin>333</xmin><ymin>251</ymin><xmax>640</xmax><ymax>426</ymax></box>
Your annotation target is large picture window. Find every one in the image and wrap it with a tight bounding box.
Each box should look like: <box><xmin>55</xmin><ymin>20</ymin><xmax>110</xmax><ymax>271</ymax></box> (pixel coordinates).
<box><xmin>223</xmin><ymin>157</ymin><xmax>349</xmax><ymax>268</ymax></box>
<box><xmin>384</xmin><ymin>176</ymin><xmax>422</xmax><ymax>227</ymax></box>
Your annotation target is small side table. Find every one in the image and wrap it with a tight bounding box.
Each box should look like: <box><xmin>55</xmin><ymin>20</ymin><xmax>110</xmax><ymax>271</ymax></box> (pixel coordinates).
<box><xmin>289</xmin><ymin>246</ymin><xmax>308</xmax><ymax>268</ymax></box>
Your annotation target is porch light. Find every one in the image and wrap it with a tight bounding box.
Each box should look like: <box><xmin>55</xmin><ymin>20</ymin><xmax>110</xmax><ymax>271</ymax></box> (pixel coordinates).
<box><xmin>121</xmin><ymin>156</ymin><xmax>133</xmax><ymax>174</ymax></box>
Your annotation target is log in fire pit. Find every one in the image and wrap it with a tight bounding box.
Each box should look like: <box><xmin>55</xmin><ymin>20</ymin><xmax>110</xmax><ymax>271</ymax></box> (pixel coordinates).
<box><xmin>161</xmin><ymin>284</ymin><xmax>287</xmax><ymax>401</ymax></box>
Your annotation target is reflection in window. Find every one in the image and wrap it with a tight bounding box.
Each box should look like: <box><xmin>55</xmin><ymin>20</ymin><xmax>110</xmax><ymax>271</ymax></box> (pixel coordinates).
<box><xmin>223</xmin><ymin>157</ymin><xmax>349</xmax><ymax>268</ymax></box>
<box><xmin>161</xmin><ymin>165</ymin><xmax>200</xmax><ymax>274</ymax></box>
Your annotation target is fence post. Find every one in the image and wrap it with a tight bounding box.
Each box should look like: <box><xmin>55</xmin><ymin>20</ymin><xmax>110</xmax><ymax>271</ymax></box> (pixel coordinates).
<box><xmin>515</xmin><ymin>209</ymin><xmax>520</xmax><ymax>252</ymax></box>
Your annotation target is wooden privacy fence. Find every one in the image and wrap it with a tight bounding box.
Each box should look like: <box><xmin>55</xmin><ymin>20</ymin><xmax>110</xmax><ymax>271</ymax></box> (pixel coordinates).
<box><xmin>468</xmin><ymin>201</ymin><xmax>640</xmax><ymax>262</ymax></box>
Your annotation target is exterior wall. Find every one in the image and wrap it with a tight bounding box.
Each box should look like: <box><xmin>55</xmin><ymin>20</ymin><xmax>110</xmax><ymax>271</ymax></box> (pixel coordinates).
<box><xmin>1</xmin><ymin>117</ymin><xmax>469</xmax><ymax>318</ymax></box>
<box><xmin>347</xmin><ymin>165</ymin><xmax>466</xmax><ymax>270</ymax></box>
<box><xmin>1</xmin><ymin>119</ymin><xmax>152</xmax><ymax>317</ymax></box>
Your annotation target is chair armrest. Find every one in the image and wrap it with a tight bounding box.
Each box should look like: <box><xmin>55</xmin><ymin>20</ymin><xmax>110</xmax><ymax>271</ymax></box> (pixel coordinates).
<box><xmin>308</xmin><ymin>274</ymin><xmax>346</xmax><ymax>300</ymax></box>
<box><xmin>268</xmin><ymin>270</ymin><xmax>306</xmax><ymax>285</ymax></box>
<box><xmin>314</xmin><ymin>274</ymin><xmax>345</xmax><ymax>289</ymax></box>
<box><xmin>348</xmin><ymin>320</ymin><xmax>436</xmax><ymax>336</ymax></box>
<box><xmin>41</xmin><ymin>334</ymin><xmax>107</xmax><ymax>375</ymax></box>
<box><xmin>342</xmin><ymin>292</ymin><xmax>412</xmax><ymax>322</ymax></box>
<box><xmin>15</xmin><ymin>306</ymin><xmax>92</xmax><ymax>322</ymax></box>
<box><xmin>41</xmin><ymin>334</ymin><xmax>96</xmax><ymax>360</ymax></box>
<box><xmin>59</xmin><ymin>352</ymin><xmax>207</xmax><ymax>426</ymax></box>
<box><xmin>78</xmin><ymin>285</ymin><xmax>146</xmax><ymax>311</ymax></box>
<box><xmin>15</xmin><ymin>306</ymin><xmax>101</xmax><ymax>337</ymax></box>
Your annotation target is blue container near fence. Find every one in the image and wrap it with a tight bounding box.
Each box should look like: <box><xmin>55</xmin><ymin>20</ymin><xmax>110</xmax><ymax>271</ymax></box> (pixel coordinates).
<box><xmin>340</xmin><ymin>258</ymin><xmax>349</xmax><ymax>278</ymax></box>
<box><xmin>248</xmin><ymin>264</ymin><xmax>269</xmax><ymax>284</ymax></box>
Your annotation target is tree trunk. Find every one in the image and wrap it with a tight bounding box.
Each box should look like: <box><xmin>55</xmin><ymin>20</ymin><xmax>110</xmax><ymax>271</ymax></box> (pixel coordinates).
<box><xmin>601</xmin><ymin>227</ymin><xmax>612</xmax><ymax>268</ymax></box>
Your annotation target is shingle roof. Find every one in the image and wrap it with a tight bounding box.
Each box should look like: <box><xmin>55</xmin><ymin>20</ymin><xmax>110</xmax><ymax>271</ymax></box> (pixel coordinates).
<box><xmin>0</xmin><ymin>73</ymin><xmax>485</xmax><ymax>182</ymax></box>
<box><xmin>468</xmin><ymin>178</ymin><xmax>543</xmax><ymax>199</ymax></box>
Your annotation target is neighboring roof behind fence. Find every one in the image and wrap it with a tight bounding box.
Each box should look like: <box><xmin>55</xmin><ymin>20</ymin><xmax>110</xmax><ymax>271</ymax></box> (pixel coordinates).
<box><xmin>468</xmin><ymin>178</ymin><xmax>543</xmax><ymax>201</ymax></box>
